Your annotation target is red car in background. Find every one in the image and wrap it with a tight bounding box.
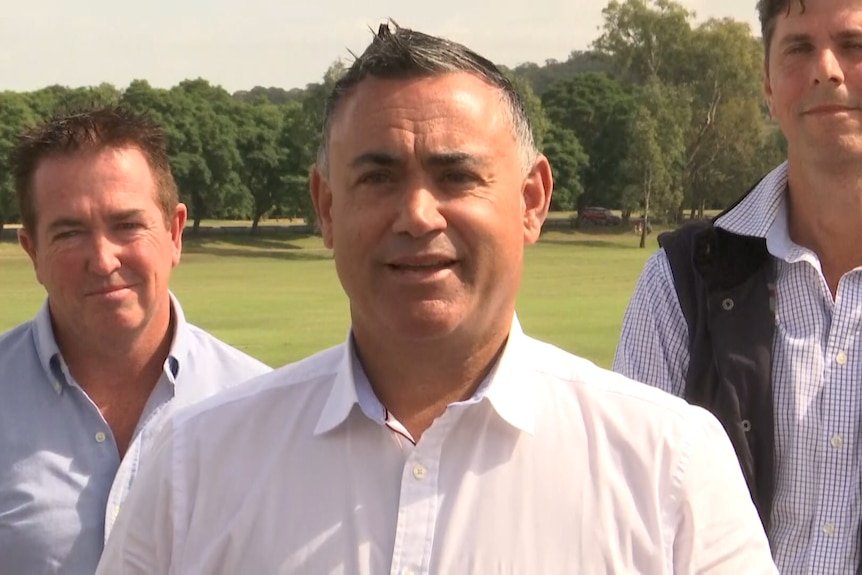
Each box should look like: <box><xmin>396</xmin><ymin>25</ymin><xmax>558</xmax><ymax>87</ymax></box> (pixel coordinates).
<box><xmin>578</xmin><ymin>207</ymin><xmax>622</xmax><ymax>226</ymax></box>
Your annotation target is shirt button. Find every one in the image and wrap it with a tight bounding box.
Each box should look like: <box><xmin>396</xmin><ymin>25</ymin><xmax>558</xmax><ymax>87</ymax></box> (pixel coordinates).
<box><xmin>721</xmin><ymin>298</ymin><xmax>734</xmax><ymax>311</ymax></box>
<box><xmin>831</xmin><ymin>434</ymin><xmax>844</xmax><ymax>448</ymax></box>
<box><xmin>823</xmin><ymin>523</ymin><xmax>836</xmax><ymax>536</ymax></box>
<box><xmin>95</xmin><ymin>432</ymin><xmax>107</xmax><ymax>443</ymax></box>
<box><xmin>837</xmin><ymin>351</ymin><xmax>848</xmax><ymax>365</ymax></box>
<box><xmin>412</xmin><ymin>464</ymin><xmax>427</xmax><ymax>480</ymax></box>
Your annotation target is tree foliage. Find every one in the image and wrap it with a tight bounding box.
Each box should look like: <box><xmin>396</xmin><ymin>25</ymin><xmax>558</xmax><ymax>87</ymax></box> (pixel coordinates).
<box><xmin>0</xmin><ymin>2</ymin><xmax>784</xmax><ymax>236</ymax></box>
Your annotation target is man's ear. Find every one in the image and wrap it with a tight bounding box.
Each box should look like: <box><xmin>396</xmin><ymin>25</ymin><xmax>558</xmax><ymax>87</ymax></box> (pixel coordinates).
<box><xmin>310</xmin><ymin>164</ymin><xmax>334</xmax><ymax>249</ymax></box>
<box><xmin>522</xmin><ymin>154</ymin><xmax>553</xmax><ymax>245</ymax></box>
<box><xmin>18</xmin><ymin>227</ymin><xmax>38</xmax><ymax>270</ymax></box>
<box><xmin>18</xmin><ymin>227</ymin><xmax>45</xmax><ymax>285</ymax></box>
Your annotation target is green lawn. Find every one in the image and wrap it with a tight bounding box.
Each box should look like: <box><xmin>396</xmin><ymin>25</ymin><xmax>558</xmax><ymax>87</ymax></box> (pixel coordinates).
<box><xmin>0</xmin><ymin>228</ymin><xmax>656</xmax><ymax>369</ymax></box>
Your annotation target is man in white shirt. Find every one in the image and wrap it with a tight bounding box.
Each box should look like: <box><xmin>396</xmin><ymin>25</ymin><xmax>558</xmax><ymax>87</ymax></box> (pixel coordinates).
<box><xmin>98</xmin><ymin>22</ymin><xmax>777</xmax><ymax>574</ymax></box>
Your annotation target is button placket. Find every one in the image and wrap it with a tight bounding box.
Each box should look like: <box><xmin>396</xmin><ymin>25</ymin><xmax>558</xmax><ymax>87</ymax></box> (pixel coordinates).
<box><xmin>389</xmin><ymin>408</ymin><xmax>462</xmax><ymax>575</ymax></box>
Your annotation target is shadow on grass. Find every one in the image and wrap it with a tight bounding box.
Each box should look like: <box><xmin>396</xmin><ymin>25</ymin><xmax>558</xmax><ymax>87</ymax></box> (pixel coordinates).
<box><xmin>182</xmin><ymin>233</ymin><xmax>332</xmax><ymax>262</ymax></box>
<box><xmin>539</xmin><ymin>229</ymin><xmax>651</xmax><ymax>250</ymax></box>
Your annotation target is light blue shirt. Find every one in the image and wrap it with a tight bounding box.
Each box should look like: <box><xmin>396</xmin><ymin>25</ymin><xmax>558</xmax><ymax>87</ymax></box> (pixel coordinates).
<box><xmin>0</xmin><ymin>294</ymin><xmax>271</xmax><ymax>574</ymax></box>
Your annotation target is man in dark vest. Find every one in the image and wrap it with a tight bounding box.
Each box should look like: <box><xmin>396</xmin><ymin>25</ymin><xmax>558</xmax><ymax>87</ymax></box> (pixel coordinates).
<box><xmin>614</xmin><ymin>0</ymin><xmax>862</xmax><ymax>572</ymax></box>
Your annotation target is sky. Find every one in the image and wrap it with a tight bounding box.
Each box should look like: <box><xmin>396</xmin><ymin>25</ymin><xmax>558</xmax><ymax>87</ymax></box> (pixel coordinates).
<box><xmin>0</xmin><ymin>0</ymin><xmax>761</xmax><ymax>94</ymax></box>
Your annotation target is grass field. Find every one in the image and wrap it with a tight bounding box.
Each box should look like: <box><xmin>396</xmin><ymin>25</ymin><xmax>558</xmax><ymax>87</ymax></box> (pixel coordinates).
<box><xmin>0</xmin><ymin>227</ymin><xmax>657</xmax><ymax>369</ymax></box>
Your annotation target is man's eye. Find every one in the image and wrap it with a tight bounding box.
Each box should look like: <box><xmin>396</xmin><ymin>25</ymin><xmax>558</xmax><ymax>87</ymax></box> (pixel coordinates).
<box><xmin>442</xmin><ymin>172</ymin><xmax>477</xmax><ymax>184</ymax></box>
<box><xmin>785</xmin><ymin>44</ymin><xmax>812</xmax><ymax>55</ymax></box>
<box><xmin>358</xmin><ymin>172</ymin><xmax>393</xmax><ymax>185</ymax></box>
<box><xmin>53</xmin><ymin>230</ymin><xmax>80</xmax><ymax>241</ymax></box>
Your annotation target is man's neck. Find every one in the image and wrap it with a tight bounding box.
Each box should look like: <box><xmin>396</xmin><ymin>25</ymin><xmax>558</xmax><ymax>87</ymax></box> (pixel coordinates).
<box><xmin>353</xmin><ymin>322</ymin><xmax>511</xmax><ymax>443</ymax></box>
<box><xmin>54</xmin><ymin>309</ymin><xmax>175</xmax><ymax>458</ymax></box>
<box><xmin>786</xmin><ymin>156</ymin><xmax>862</xmax><ymax>296</ymax></box>
<box><xmin>55</xmin><ymin>309</ymin><xmax>174</xmax><ymax>395</ymax></box>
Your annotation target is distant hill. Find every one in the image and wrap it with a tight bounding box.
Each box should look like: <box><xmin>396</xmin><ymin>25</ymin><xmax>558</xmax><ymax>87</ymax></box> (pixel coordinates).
<box><xmin>509</xmin><ymin>50</ymin><xmax>613</xmax><ymax>95</ymax></box>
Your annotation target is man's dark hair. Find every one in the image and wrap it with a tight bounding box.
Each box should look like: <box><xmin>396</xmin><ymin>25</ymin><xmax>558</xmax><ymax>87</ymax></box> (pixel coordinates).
<box><xmin>12</xmin><ymin>105</ymin><xmax>178</xmax><ymax>234</ymax></box>
<box><xmin>757</xmin><ymin>0</ymin><xmax>806</xmax><ymax>61</ymax></box>
<box><xmin>316</xmin><ymin>21</ymin><xmax>537</xmax><ymax>173</ymax></box>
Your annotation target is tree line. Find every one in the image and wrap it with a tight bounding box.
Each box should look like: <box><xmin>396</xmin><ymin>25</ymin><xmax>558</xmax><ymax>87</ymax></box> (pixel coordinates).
<box><xmin>0</xmin><ymin>0</ymin><xmax>786</xmax><ymax>246</ymax></box>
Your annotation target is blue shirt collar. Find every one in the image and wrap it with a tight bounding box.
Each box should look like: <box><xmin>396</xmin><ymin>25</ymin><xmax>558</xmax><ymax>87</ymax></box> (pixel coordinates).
<box><xmin>31</xmin><ymin>292</ymin><xmax>188</xmax><ymax>395</ymax></box>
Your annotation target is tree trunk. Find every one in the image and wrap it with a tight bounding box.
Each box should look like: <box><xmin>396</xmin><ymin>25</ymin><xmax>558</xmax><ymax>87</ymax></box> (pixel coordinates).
<box><xmin>640</xmin><ymin>176</ymin><xmax>651</xmax><ymax>249</ymax></box>
<box><xmin>251</xmin><ymin>213</ymin><xmax>262</xmax><ymax>235</ymax></box>
<box><xmin>193</xmin><ymin>217</ymin><xmax>201</xmax><ymax>235</ymax></box>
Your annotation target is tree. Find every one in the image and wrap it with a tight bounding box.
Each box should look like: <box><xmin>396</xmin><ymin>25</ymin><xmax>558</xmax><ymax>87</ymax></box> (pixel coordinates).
<box><xmin>165</xmin><ymin>80</ymin><xmax>247</xmax><ymax>231</ymax></box>
<box><xmin>595</xmin><ymin>0</ymin><xmax>771</xmax><ymax>219</ymax></box>
<box><xmin>542</xmin><ymin>72</ymin><xmax>634</xmax><ymax>210</ymax></box>
<box><xmin>619</xmin><ymin>80</ymin><xmax>689</xmax><ymax>247</ymax></box>
<box><xmin>594</xmin><ymin>0</ymin><xmax>694</xmax><ymax>85</ymax></box>
<box><xmin>503</xmin><ymin>71</ymin><xmax>550</xmax><ymax>151</ymax></box>
<box><xmin>512</xmin><ymin>51</ymin><xmax>612</xmax><ymax>95</ymax></box>
<box><xmin>274</xmin><ymin>60</ymin><xmax>349</xmax><ymax>229</ymax></box>
<box><xmin>541</xmin><ymin>125</ymin><xmax>588</xmax><ymax>210</ymax></box>
<box><xmin>234</xmin><ymin>102</ymin><xmax>287</xmax><ymax>232</ymax></box>
<box><xmin>24</xmin><ymin>84</ymin><xmax>121</xmax><ymax>117</ymax></box>
<box><xmin>278</xmin><ymin>100</ymin><xmax>318</xmax><ymax>226</ymax></box>
<box><xmin>679</xmin><ymin>18</ymin><xmax>764</xmax><ymax>217</ymax></box>
<box><xmin>0</xmin><ymin>93</ymin><xmax>40</xmax><ymax>231</ymax></box>
<box><xmin>687</xmin><ymin>97</ymin><xmax>770</xmax><ymax>217</ymax></box>
<box><xmin>232</xmin><ymin>86</ymin><xmax>306</xmax><ymax>106</ymax></box>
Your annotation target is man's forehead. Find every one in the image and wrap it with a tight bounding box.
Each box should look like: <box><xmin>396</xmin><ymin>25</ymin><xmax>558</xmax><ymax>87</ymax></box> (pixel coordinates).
<box><xmin>773</xmin><ymin>0</ymin><xmax>862</xmax><ymax>29</ymax></box>
<box><xmin>31</xmin><ymin>148</ymin><xmax>158</xmax><ymax>204</ymax></box>
<box><xmin>331</xmin><ymin>73</ymin><xmax>502</xmax><ymax>125</ymax></box>
<box><xmin>33</xmin><ymin>146</ymin><xmax>148</xmax><ymax>178</ymax></box>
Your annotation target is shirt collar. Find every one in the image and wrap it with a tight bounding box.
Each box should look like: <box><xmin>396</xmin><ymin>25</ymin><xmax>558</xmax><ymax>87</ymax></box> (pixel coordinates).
<box><xmin>714</xmin><ymin>161</ymin><xmax>822</xmax><ymax>267</ymax></box>
<box><xmin>165</xmin><ymin>292</ymin><xmax>189</xmax><ymax>381</ymax></box>
<box><xmin>765</xmin><ymin>194</ymin><xmax>822</xmax><ymax>267</ymax></box>
<box><xmin>714</xmin><ymin>161</ymin><xmax>788</xmax><ymax>239</ymax></box>
<box><xmin>481</xmin><ymin>317</ymin><xmax>535</xmax><ymax>435</ymax></box>
<box><xmin>32</xmin><ymin>291</ymin><xmax>187</xmax><ymax>395</ymax></box>
<box><xmin>32</xmin><ymin>301</ymin><xmax>65</xmax><ymax>394</ymax></box>
<box><xmin>313</xmin><ymin>314</ymin><xmax>535</xmax><ymax>436</ymax></box>
<box><xmin>313</xmin><ymin>335</ymin><xmax>361</xmax><ymax>435</ymax></box>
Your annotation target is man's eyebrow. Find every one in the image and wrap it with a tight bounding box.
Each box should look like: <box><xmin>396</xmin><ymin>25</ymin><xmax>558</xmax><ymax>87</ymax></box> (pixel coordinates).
<box><xmin>47</xmin><ymin>218</ymin><xmax>86</xmax><ymax>233</ymax></box>
<box><xmin>778</xmin><ymin>30</ymin><xmax>862</xmax><ymax>49</ymax></box>
<box><xmin>107</xmin><ymin>209</ymin><xmax>146</xmax><ymax>223</ymax></box>
<box><xmin>348</xmin><ymin>151</ymin><xmax>490</xmax><ymax>169</ymax></box>
<box><xmin>349</xmin><ymin>152</ymin><xmax>402</xmax><ymax>169</ymax></box>
<box><xmin>834</xmin><ymin>29</ymin><xmax>862</xmax><ymax>42</ymax></box>
<box><xmin>46</xmin><ymin>209</ymin><xmax>147</xmax><ymax>233</ymax></box>
<box><xmin>778</xmin><ymin>33</ymin><xmax>813</xmax><ymax>47</ymax></box>
<box><xmin>424</xmin><ymin>151</ymin><xmax>488</xmax><ymax>168</ymax></box>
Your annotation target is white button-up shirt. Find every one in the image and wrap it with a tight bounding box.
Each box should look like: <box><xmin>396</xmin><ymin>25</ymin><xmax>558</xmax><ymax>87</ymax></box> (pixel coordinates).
<box><xmin>99</xmin><ymin>318</ymin><xmax>776</xmax><ymax>574</ymax></box>
<box><xmin>614</xmin><ymin>161</ymin><xmax>862</xmax><ymax>573</ymax></box>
